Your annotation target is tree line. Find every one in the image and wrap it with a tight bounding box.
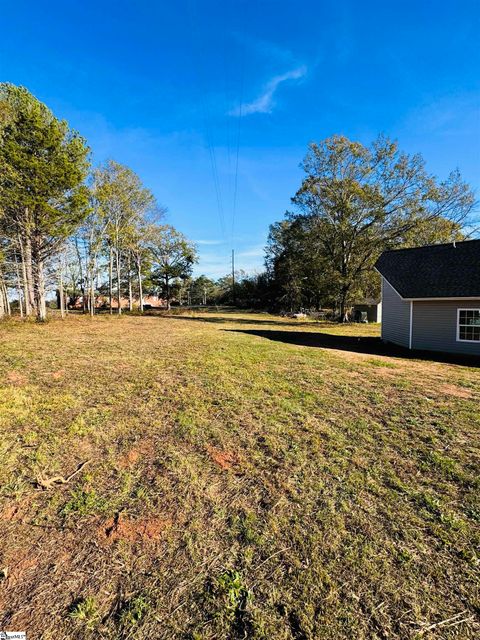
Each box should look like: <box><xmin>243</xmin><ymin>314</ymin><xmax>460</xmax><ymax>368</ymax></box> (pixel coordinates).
<box><xmin>210</xmin><ymin>136</ymin><xmax>475</xmax><ymax>319</ymax></box>
<box><xmin>0</xmin><ymin>84</ymin><xmax>198</xmax><ymax>320</ymax></box>
<box><xmin>235</xmin><ymin>135</ymin><xmax>475</xmax><ymax>319</ymax></box>
<box><xmin>128</xmin><ymin>134</ymin><xmax>477</xmax><ymax>318</ymax></box>
<box><xmin>1</xmin><ymin>84</ymin><xmax>476</xmax><ymax>322</ymax></box>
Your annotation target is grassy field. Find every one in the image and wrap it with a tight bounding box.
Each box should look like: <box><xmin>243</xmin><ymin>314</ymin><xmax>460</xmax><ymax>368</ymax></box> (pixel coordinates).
<box><xmin>0</xmin><ymin>311</ymin><xmax>479</xmax><ymax>639</ymax></box>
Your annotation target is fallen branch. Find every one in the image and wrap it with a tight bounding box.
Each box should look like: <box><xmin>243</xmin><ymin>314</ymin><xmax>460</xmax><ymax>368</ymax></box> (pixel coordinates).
<box><xmin>35</xmin><ymin>459</ymin><xmax>91</xmax><ymax>490</ymax></box>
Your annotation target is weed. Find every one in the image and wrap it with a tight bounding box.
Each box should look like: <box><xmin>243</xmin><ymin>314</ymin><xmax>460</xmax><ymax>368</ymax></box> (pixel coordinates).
<box><xmin>216</xmin><ymin>569</ymin><xmax>251</xmax><ymax>620</ymax></box>
<box><xmin>396</xmin><ymin>548</ymin><xmax>412</xmax><ymax>565</ymax></box>
<box><xmin>231</xmin><ymin>510</ymin><xmax>260</xmax><ymax>545</ymax></box>
<box><xmin>69</xmin><ymin>596</ymin><xmax>100</xmax><ymax>630</ymax></box>
<box><xmin>426</xmin><ymin>450</ymin><xmax>458</xmax><ymax>477</ymax></box>
<box><xmin>133</xmin><ymin>484</ymin><xmax>150</xmax><ymax>503</ymax></box>
<box><xmin>119</xmin><ymin>594</ymin><xmax>150</xmax><ymax>628</ymax></box>
<box><xmin>416</xmin><ymin>491</ymin><xmax>442</xmax><ymax>517</ymax></box>
<box><xmin>62</xmin><ymin>487</ymin><xmax>105</xmax><ymax>517</ymax></box>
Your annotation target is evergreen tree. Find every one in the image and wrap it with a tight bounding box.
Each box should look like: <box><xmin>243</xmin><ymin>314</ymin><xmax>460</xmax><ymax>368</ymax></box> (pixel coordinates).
<box><xmin>0</xmin><ymin>83</ymin><xmax>90</xmax><ymax>320</ymax></box>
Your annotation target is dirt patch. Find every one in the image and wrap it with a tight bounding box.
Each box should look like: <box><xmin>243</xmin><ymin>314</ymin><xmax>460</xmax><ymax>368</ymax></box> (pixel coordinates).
<box><xmin>51</xmin><ymin>369</ymin><xmax>66</xmax><ymax>380</ymax></box>
<box><xmin>1</xmin><ymin>503</ymin><xmax>22</xmax><ymax>522</ymax></box>
<box><xmin>207</xmin><ymin>445</ymin><xmax>238</xmax><ymax>470</ymax></box>
<box><xmin>6</xmin><ymin>371</ymin><xmax>27</xmax><ymax>386</ymax></box>
<box><xmin>98</xmin><ymin>513</ymin><xmax>172</xmax><ymax>544</ymax></box>
<box><xmin>119</xmin><ymin>448</ymin><xmax>141</xmax><ymax>468</ymax></box>
<box><xmin>2</xmin><ymin>554</ymin><xmax>39</xmax><ymax>589</ymax></box>
<box><xmin>438</xmin><ymin>384</ymin><xmax>474</xmax><ymax>399</ymax></box>
<box><xmin>118</xmin><ymin>441</ymin><xmax>155</xmax><ymax>469</ymax></box>
<box><xmin>0</xmin><ymin>497</ymin><xmax>32</xmax><ymax>524</ymax></box>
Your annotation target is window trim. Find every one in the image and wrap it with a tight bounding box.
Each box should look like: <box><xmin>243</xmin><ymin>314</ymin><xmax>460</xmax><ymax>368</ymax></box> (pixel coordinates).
<box><xmin>456</xmin><ymin>308</ymin><xmax>480</xmax><ymax>343</ymax></box>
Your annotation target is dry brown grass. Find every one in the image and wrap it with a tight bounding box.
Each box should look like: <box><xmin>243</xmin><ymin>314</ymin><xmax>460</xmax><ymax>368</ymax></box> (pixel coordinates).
<box><xmin>0</xmin><ymin>311</ymin><xmax>478</xmax><ymax>639</ymax></box>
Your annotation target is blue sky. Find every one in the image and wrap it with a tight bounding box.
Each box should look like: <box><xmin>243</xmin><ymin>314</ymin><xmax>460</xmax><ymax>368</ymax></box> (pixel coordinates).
<box><xmin>1</xmin><ymin>0</ymin><xmax>479</xmax><ymax>277</ymax></box>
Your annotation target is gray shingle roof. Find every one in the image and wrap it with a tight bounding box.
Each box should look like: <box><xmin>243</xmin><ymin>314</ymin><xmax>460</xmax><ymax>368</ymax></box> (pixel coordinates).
<box><xmin>375</xmin><ymin>239</ymin><xmax>480</xmax><ymax>299</ymax></box>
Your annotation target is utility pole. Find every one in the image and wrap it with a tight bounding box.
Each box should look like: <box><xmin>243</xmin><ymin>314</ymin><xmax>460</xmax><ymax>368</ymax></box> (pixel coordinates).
<box><xmin>231</xmin><ymin>249</ymin><xmax>236</xmax><ymax>306</ymax></box>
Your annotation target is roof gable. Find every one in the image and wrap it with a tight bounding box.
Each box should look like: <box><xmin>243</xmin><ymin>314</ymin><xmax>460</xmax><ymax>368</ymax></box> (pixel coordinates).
<box><xmin>375</xmin><ymin>239</ymin><xmax>480</xmax><ymax>299</ymax></box>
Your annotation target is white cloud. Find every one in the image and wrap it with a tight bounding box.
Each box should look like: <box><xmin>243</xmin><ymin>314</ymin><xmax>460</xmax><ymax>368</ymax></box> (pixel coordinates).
<box><xmin>194</xmin><ymin>239</ymin><xmax>225</xmax><ymax>246</ymax></box>
<box><xmin>236</xmin><ymin>244</ymin><xmax>265</xmax><ymax>258</ymax></box>
<box><xmin>229</xmin><ymin>66</ymin><xmax>307</xmax><ymax>116</ymax></box>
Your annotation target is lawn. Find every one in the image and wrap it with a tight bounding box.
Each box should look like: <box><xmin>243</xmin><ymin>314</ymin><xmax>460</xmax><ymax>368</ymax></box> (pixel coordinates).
<box><xmin>0</xmin><ymin>311</ymin><xmax>478</xmax><ymax>639</ymax></box>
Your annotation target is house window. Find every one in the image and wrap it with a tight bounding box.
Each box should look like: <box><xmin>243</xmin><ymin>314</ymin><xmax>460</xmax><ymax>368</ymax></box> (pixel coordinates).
<box><xmin>457</xmin><ymin>309</ymin><xmax>480</xmax><ymax>342</ymax></box>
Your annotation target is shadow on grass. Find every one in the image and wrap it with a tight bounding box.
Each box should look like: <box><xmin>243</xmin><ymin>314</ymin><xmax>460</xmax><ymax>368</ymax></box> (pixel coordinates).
<box><xmin>228</xmin><ymin>329</ymin><xmax>480</xmax><ymax>368</ymax></box>
<box><xmin>157</xmin><ymin>314</ymin><xmax>323</xmax><ymax>328</ymax></box>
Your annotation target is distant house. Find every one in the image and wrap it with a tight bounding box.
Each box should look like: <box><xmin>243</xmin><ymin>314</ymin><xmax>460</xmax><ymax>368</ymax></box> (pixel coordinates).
<box><xmin>352</xmin><ymin>298</ymin><xmax>382</xmax><ymax>323</ymax></box>
<box><xmin>68</xmin><ymin>295</ymin><xmax>167</xmax><ymax>310</ymax></box>
<box><xmin>375</xmin><ymin>240</ymin><xmax>480</xmax><ymax>356</ymax></box>
<box><xmin>139</xmin><ymin>295</ymin><xmax>167</xmax><ymax>309</ymax></box>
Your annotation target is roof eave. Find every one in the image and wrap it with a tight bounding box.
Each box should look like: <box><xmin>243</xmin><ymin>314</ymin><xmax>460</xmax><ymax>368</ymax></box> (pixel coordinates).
<box><xmin>403</xmin><ymin>296</ymin><xmax>480</xmax><ymax>302</ymax></box>
<box><xmin>377</xmin><ymin>271</ymin><xmax>480</xmax><ymax>302</ymax></box>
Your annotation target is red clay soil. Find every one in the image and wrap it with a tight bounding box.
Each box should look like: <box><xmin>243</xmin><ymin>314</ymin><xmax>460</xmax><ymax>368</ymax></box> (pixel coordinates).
<box><xmin>98</xmin><ymin>513</ymin><xmax>172</xmax><ymax>544</ymax></box>
<box><xmin>51</xmin><ymin>369</ymin><xmax>66</xmax><ymax>380</ymax></box>
<box><xmin>0</xmin><ymin>496</ymin><xmax>33</xmax><ymax>524</ymax></box>
<box><xmin>6</xmin><ymin>371</ymin><xmax>27</xmax><ymax>386</ymax></box>
<box><xmin>118</xmin><ymin>441</ymin><xmax>156</xmax><ymax>469</ymax></box>
<box><xmin>206</xmin><ymin>445</ymin><xmax>239</xmax><ymax>470</ymax></box>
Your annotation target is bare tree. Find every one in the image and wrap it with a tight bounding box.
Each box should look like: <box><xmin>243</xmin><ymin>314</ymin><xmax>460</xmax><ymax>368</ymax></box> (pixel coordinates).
<box><xmin>94</xmin><ymin>161</ymin><xmax>156</xmax><ymax>315</ymax></box>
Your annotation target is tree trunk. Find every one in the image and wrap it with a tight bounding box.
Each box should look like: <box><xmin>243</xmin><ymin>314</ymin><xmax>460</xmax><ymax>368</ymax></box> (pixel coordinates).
<box><xmin>6</xmin><ymin>284</ymin><xmax>11</xmax><ymax>316</ymax></box>
<box><xmin>74</xmin><ymin>238</ymin><xmax>86</xmax><ymax>313</ymax></box>
<box><xmin>137</xmin><ymin>256</ymin><xmax>143</xmax><ymax>312</ymax></box>
<box><xmin>5</xmin><ymin>286</ymin><xmax>11</xmax><ymax>316</ymax></box>
<box><xmin>90</xmin><ymin>279</ymin><xmax>95</xmax><ymax>316</ymax></box>
<box><xmin>33</xmin><ymin>260</ymin><xmax>47</xmax><ymax>321</ymax></box>
<box><xmin>0</xmin><ymin>280</ymin><xmax>10</xmax><ymax>317</ymax></box>
<box><xmin>24</xmin><ymin>234</ymin><xmax>35</xmax><ymax>315</ymax></box>
<box><xmin>128</xmin><ymin>254</ymin><xmax>133</xmax><ymax>311</ymax></box>
<box><xmin>70</xmin><ymin>273</ymin><xmax>76</xmax><ymax>312</ymax></box>
<box><xmin>30</xmin><ymin>229</ymin><xmax>47</xmax><ymax>321</ymax></box>
<box><xmin>339</xmin><ymin>288</ymin><xmax>350</xmax><ymax>323</ymax></box>
<box><xmin>115</xmin><ymin>248</ymin><xmax>122</xmax><ymax>315</ymax></box>
<box><xmin>89</xmin><ymin>255</ymin><xmax>95</xmax><ymax>317</ymax></box>
<box><xmin>18</xmin><ymin>235</ymin><xmax>31</xmax><ymax>317</ymax></box>
<box><xmin>59</xmin><ymin>267</ymin><xmax>65</xmax><ymax>319</ymax></box>
<box><xmin>165</xmin><ymin>276</ymin><xmax>170</xmax><ymax>310</ymax></box>
<box><xmin>109</xmin><ymin>246</ymin><xmax>113</xmax><ymax>314</ymax></box>
<box><xmin>14</xmin><ymin>252</ymin><xmax>24</xmax><ymax>318</ymax></box>
<box><xmin>0</xmin><ymin>281</ymin><xmax>4</xmax><ymax>320</ymax></box>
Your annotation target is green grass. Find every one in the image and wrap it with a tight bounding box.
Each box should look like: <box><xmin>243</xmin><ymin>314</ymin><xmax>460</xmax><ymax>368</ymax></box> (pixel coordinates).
<box><xmin>0</xmin><ymin>311</ymin><xmax>478</xmax><ymax>639</ymax></box>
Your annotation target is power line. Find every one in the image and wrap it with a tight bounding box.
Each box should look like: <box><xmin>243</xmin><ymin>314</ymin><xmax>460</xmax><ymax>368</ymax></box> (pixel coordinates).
<box><xmin>188</xmin><ymin>0</ymin><xmax>226</xmax><ymax>240</ymax></box>
<box><xmin>231</xmin><ymin>14</ymin><xmax>246</xmax><ymax>249</ymax></box>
